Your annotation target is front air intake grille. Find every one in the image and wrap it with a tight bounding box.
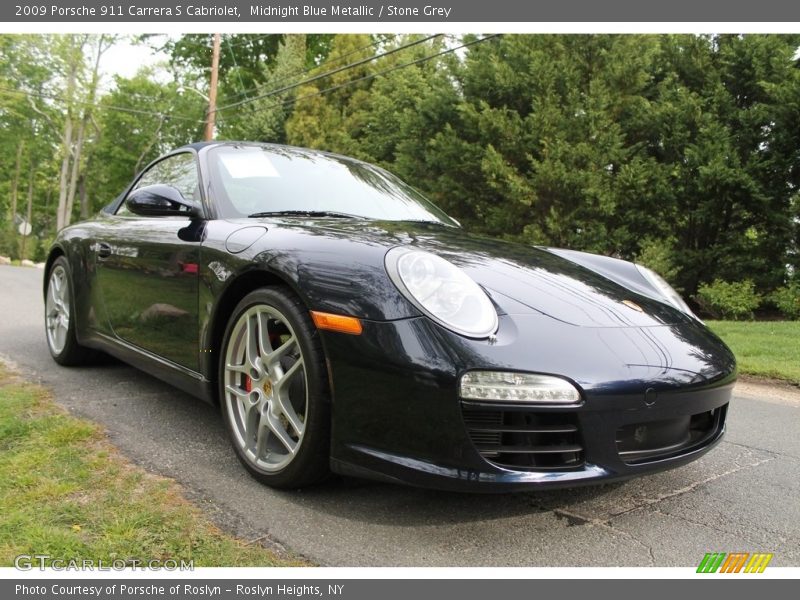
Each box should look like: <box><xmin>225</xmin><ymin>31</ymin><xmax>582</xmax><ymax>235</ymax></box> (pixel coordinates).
<box><xmin>616</xmin><ymin>403</ymin><xmax>727</xmax><ymax>465</ymax></box>
<box><xmin>461</xmin><ymin>405</ymin><xmax>584</xmax><ymax>470</ymax></box>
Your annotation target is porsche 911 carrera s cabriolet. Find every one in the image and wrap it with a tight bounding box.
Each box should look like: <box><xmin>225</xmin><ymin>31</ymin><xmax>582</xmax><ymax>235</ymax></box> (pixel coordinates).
<box><xmin>44</xmin><ymin>141</ymin><xmax>736</xmax><ymax>491</ymax></box>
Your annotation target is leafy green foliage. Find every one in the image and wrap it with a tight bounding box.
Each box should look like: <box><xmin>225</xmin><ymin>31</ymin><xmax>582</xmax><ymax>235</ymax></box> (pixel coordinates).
<box><xmin>696</xmin><ymin>279</ymin><xmax>762</xmax><ymax>320</ymax></box>
<box><xmin>222</xmin><ymin>34</ymin><xmax>308</xmax><ymax>143</ymax></box>
<box><xmin>285</xmin><ymin>34</ymin><xmax>379</xmax><ymax>156</ymax></box>
<box><xmin>159</xmin><ymin>33</ymin><xmax>333</xmax><ymax>137</ymax></box>
<box><xmin>0</xmin><ymin>35</ymin><xmax>64</xmax><ymax>258</ymax></box>
<box><xmin>636</xmin><ymin>237</ymin><xmax>680</xmax><ymax>289</ymax></box>
<box><xmin>2</xmin><ymin>33</ymin><xmax>800</xmax><ymax>305</ymax></box>
<box><xmin>281</xmin><ymin>34</ymin><xmax>800</xmax><ymax>303</ymax></box>
<box><xmin>84</xmin><ymin>71</ymin><xmax>206</xmax><ymax>210</ymax></box>
<box><xmin>769</xmin><ymin>283</ymin><xmax>800</xmax><ymax>320</ymax></box>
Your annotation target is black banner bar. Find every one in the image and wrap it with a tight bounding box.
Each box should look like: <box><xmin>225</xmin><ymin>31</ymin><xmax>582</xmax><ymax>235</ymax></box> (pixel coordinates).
<box><xmin>4</xmin><ymin>579</ymin><xmax>795</xmax><ymax>600</ymax></box>
<box><xmin>5</xmin><ymin>0</ymin><xmax>800</xmax><ymax>22</ymax></box>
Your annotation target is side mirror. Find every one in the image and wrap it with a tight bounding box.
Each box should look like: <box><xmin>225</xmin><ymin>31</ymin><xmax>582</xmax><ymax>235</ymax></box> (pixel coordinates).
<box><xmin>126</xmin><ymin>184</ymin><xmax>202</xmax><ymax>218</ymax></box>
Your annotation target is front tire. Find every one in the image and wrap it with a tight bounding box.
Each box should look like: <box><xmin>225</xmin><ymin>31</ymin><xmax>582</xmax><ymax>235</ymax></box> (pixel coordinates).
<box><xmin>220</xmin><ymin>287</ymin><xmax>331</xmax><ymax>489</ymax></box>
<box><xmin>45</xmin><ymin>256</ymin><xmax>96</xmax><ymax>366</ymax></box>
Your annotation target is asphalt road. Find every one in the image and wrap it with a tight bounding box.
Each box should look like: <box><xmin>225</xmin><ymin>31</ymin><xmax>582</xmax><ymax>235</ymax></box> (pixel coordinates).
<box><xmin>1</xmin><ymin>264</ymin><xmax>798</xmax><ymax>567</ymax></box>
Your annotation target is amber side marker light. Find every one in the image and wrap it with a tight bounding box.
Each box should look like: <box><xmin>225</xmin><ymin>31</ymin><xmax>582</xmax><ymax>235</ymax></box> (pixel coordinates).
<box><xmin>310</xmin><ymin>311</ymin><xmax>363</xmax><ymax>335</ymax></box>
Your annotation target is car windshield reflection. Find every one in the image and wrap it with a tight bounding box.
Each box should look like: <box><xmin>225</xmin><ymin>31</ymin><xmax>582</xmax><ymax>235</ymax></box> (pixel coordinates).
<box><xmin>207</xmin><ymin>144</ymin><xmax>458</xmax><ymax>225</ymax></box>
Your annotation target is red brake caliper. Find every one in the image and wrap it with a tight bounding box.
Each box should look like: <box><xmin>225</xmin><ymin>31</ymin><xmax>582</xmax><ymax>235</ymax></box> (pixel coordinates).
<box><xmin>244</xmin><ymin>331</ymin><xmax>281</xmax><ymax>393</ymax></box>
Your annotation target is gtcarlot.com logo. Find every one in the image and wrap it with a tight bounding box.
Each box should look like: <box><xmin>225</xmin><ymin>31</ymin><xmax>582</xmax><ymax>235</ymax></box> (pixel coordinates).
<box><xmin>14</xmin><ymin>554</ymin><xmax>193</xmax><ymax>571</ymax></box>
<box><xmin>697</xmin><ymin>552</ymin><xmax>773</xmax><ymax>573</ymax></box>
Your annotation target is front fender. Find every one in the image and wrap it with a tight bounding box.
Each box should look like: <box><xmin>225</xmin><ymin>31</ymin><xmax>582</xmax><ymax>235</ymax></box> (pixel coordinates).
<box><xmin>44</xmin><ymin>226</ymin><xmax>107</xmax><ymax>346</ymax></box>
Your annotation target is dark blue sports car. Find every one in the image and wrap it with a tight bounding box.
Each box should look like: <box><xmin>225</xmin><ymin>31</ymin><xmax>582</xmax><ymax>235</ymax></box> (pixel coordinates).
<box><xmin>44</xmin><ymin>142</ymin><xmax>736</xmax><ymax>491</ymax></box>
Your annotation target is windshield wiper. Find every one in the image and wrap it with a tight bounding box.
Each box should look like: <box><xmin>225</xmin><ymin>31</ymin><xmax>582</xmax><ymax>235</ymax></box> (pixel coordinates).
<box><xmin>247</xmin><ymin>210</ymin><xmax>365</xmax><ymax>219</ymax></box>
<box><xmin>398</xmin><ymin>219</ymin><xmax>453</xmax><ymax>226</ymax></box>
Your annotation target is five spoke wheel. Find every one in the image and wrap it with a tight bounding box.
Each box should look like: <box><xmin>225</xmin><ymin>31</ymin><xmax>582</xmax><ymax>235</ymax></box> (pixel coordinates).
<box><xmin>222</xmin><ymin>287</ymin><xmax>331</xmax><ymax>488</ymax></box>
<box><xmin>224</xmin><ymin>304</ymin><xmax>308</xmax><ymax>472</ymax></box>
<box><xmin>44</xmin><ymin>256</ymin><xmax>98</xmax><ymax>365</ymax></box>
<box><xmin>45</xmin><ymin>265</ymin><xmax>71</xmax><ymax>355</ymax></box>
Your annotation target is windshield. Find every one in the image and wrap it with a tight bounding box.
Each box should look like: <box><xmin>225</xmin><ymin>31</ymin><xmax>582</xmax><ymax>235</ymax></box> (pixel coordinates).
<box><xmin>207</xmin><ymin>145</ymin><xmax>458</xmax><ymax>225</ymax></box>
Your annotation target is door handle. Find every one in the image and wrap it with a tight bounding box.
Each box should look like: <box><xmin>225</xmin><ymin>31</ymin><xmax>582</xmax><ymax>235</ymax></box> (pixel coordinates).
<box><xmin>96</xmin><ymin>242</ymin><xmax>112</xmax><ymax>258</ymax></box>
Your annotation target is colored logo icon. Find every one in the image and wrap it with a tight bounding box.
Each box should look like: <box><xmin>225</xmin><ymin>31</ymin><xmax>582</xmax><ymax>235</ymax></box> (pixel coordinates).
<box><xmin>697</xmin><ymin>552</ymin><xmax>773</xmax><ymax>573</ymax></box>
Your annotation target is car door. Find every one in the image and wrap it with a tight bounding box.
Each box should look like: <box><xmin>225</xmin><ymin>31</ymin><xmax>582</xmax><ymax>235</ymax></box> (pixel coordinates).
<box><xmin>94</xmin><ymin>152</ymin><xmax>204</xmax><ymax>371</ymax></box>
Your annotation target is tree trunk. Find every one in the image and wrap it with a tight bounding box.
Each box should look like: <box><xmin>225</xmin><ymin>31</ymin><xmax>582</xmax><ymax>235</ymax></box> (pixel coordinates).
<box><xmin>79</xmin><ymin>175</ymin><xmax>89</xmax><ymax>219</ymax></box>
<box><xmin>21</xmin><ymin>164</ymin><xmax>34</xmax><ymax>260</ymax></box>
<box><xmin>56</xmin><ymin>116</ymin><xmax>73</xmax><ymax>231</ymax></box>
<box><xmin>56</xmin><ymin>46</ymin><xmax>77</xmax><ymax>231</ymax></box>
<box><xmin>64</xmin><ymin>116</ymin><xmax>87</xmax><ymax>225</ymax></box>
<box><xmin>9</xmin><ymin>142</ymin><xmax>24</xmax><ymax>234</ymax></box>
<box><xmin>64</xmin><ymin>35</ymin><xmax>107</xmax><ymax>227</ymax></box>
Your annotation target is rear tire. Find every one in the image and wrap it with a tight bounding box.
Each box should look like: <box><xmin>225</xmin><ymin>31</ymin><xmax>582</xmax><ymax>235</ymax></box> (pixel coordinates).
<box><xmin>219</xmin><ymin>287</ymin><xmax>331</xmax><ymax>489</ymax></box>
<box><xmin>44</xmin><ymin>256</ymin><xmax>98</xmax><ymax>366</ymax></box>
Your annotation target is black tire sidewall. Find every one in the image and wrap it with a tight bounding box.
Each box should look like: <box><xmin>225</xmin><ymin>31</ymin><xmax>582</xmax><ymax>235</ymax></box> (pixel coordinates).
<box><xmin>45</xmin><ymin>256</ymin><xmax>86</xmax><ymax>366</ymax></box>
<box><xmin>219</xmin><ymin>287</ymin><xmax>331</xmax><ymax>489</ymax></box>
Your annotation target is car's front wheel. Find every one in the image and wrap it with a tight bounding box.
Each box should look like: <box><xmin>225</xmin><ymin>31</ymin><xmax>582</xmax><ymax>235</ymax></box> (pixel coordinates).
<box><xmin>220</xmin><ymin>287</ymin><xmax>331</xmax><ymax>489</ymax></box>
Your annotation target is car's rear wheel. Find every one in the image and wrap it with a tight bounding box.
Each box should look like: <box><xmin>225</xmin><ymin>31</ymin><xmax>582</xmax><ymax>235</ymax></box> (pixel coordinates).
<box><xmin>220</xmin><ymin>287</ymin><xmax>330</xmax><ymax>488</ymax></box>
<box><xmin>45</xmin><ymin>256</ymin><xmax>96</xmax><ymax>366</ymax></box>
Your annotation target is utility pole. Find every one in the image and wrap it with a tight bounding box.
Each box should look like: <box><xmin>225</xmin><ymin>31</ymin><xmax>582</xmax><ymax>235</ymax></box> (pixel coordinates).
<box><xmin>205</xmin><ymin>33</ymin><xmax>221</xmax><ymax>141</ymax></box>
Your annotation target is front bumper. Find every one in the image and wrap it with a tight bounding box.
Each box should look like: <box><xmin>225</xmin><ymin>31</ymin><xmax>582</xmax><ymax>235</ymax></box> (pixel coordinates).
<box><xmin>321</xmin><ymin>313</ymin><xmax>736</xmax><ymax>492</ymax></box>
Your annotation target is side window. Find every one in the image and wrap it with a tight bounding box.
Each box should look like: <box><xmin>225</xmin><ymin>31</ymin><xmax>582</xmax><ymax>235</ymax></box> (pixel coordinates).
<box><xmin>116</xmin><ymin>153</ymin><xmax>200</xmax><ymax>216</ymax></box>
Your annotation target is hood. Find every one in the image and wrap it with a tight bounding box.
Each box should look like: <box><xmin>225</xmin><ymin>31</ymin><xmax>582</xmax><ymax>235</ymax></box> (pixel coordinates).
<box><xmin>242</xmin><ymin>218</ymin><xmax>689</xmax><ymax>328</ymax></box>
<box><xmin>409</xmin><ymin>226</ymin><xmax>685</xmax><ymax>328</ymax></box>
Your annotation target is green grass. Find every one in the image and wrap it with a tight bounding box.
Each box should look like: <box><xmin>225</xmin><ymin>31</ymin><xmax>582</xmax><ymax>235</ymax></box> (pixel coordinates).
<box><xmin>0</xmin><ymin>366</ymin><xmax>308</xmax><ymax>567</ymax></box>
<box><xmin>707</xmin><ymin>320</ymin><xmax>800</xmax><ymax>385</ymax></box>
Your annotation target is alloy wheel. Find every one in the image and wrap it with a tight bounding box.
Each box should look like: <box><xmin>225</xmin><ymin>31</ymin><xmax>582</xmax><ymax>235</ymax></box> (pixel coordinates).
<box><xmin>45</xmin><ymin>265</ymin><xmax>70</xmax><ymax>355</ymax></box>
<box><xmin>223</xmin><ymin>304</ymin><xmax>308</xmax><ymax>472</ymax></box>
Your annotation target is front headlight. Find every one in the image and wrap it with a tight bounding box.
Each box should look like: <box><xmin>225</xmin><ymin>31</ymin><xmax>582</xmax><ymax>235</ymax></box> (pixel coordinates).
<box><xmin>385</xmin><ymin>247</ymin><xmax>498</xmax><ymax>338</ymax></box>
<box><xmin>635</xmin><ymin>264</ymin><xmax>697</xmax><ymax>318</ymax></box>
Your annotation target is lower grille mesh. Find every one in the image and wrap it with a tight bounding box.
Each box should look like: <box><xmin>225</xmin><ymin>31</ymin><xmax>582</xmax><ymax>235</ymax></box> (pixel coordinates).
<box><xmin>461</xmin><ymin>406</ymin><xmax>584</xmax><ymax>470</ymax></box>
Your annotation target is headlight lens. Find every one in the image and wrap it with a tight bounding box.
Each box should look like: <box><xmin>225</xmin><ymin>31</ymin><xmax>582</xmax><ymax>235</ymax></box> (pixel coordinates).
<box><xmin>635</xmin><ymin>264</ymin><xmax>696</xmax><ymax>318</ymax></box>
<box><xmin>385</xmin><ymin>247</ymin><xmax>498</xmax><ymax>338</ymax></box>
<box><xmin>460</xmin><ymin>371</ymin><xmax>581</xmax><ymax>404</ymax></box>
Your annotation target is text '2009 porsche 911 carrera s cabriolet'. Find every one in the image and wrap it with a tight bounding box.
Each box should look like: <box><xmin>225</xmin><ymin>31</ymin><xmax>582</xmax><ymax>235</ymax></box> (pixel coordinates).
<box><xmin>44</xmin><ymin>142</ymin><xmax>736</xmax><ymax>491</ymax></box>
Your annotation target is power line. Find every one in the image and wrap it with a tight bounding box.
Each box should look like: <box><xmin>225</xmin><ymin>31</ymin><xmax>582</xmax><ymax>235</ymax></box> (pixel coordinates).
<box><xmin>216</xmin><ymin>34</ymin><xmax>435</xmax><ymax>112</ymax></box>
<box><xmin>84</xmin><ymin>33</ymin><xmax>404</xmax><ymax>116</ymax></box>
<box><xmin>215</xmin><ymin>34</ymin><xmax>442</xmax><ymax>114</ymax></box>
<box><xmin>272</xmin><ymin>34</ymin><xmax>397</xmax><ymax>89</ymax></box>
<box><xmin>223</xmin><ymin>35</ymin><xmax>248</xmax><ymax>100</ymax></box>
<box><xmin>221</xmin><ymin>34</ymin><xmax>398</xmax><ymax>104</ymax></box>
<box><xmin>0</xmin><ymin>34</ymin><xmax>424</xmax><ymax>123</ymax></box>
<box><xmin>0</xmin><ymin>86</ymin><xmax>204</xmax><ymax>123</ymax></box>
<box><xmin>224</xmin><ymin>33</ymin><xmax>275</xmax><ymax>49</ymax></box>
<box><xmin>1</xmin><ymin>34</ymin><xmax>500</xmax><ymax>133</ymax></box>
<box><xmin>216</xmin><ymin>35</ymin><xmax>501</xmax><ymax>128</ymax></box>
<box><xmin>168</xmin><ymin>33</ymin><xmax>275</xmax><ymax>55</ymax></box>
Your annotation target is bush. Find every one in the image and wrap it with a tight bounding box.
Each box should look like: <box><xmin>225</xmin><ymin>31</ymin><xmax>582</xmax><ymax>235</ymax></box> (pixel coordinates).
<box><xmin>636</xmin><ymin>237</ymin><xmax>680</xmax><ymax>290</ymax></box>
<box><xmin>770</xmin><ymin>283</ymin><xmax>800</xmax><ymax>320</ymax></box>
<box><xmin>695</xmin><ymin>279</ymin><xmax>762</xmax><ymax>320</ymax></box>
<box><xmin>0</xmin><ymin>228</ymin><xmax>17</xmax><ymax>260</ymax></box>
<box><xmin>34</xmin><ymin>234</ymin><xmax>55</xmax><ymax>263</ymax></box>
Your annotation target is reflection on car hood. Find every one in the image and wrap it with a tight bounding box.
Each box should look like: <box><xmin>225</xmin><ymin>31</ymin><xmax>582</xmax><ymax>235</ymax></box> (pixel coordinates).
<box><xmin>245</xmin><ymin>217</ymin><xmax>688</xmax><ymax>328</ymax></box>
<box><xmin>395</xmin><ymin>225</ymin><xmax>684</xmax><ymax>328</ymax></box>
